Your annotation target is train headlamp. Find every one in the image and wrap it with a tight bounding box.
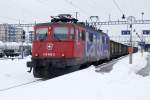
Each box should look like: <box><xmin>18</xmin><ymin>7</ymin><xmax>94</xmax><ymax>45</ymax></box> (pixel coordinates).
<box><xmin>61</xmin><ymin>54</ymin><xmax>65</xmax><ymax>57</ymax></box>
<box><xmin>48</xmin><ymin>27</ymin><xmax>52</xmax><ymax>31</ymax></box>
<box><xmin>35</xmin><ymin>53</ymin><xmax>39</xmax><ymax>57</ymax></box>
<box><xmin>48</xmin><ymin>27</ymin><xmax>52</xmax><ymax>35</ymax></box>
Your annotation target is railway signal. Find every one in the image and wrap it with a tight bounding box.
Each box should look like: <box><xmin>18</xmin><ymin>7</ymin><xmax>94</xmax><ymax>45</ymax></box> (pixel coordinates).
<box><xmin>121</xmin><ymin>30</ymin><xmax>130</xmax><ymax>35</ymax></box>
<box><xmin>143</xmin><ymin>30</ymin><xmax>150</xmax><ymax>35</ymax></box>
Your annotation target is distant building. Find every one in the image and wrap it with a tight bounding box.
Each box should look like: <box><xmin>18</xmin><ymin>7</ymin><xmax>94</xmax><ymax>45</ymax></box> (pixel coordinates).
<box><xmin>8</xmin><ymin>26</ymin><xmax>16</xmax><ymax>42</ymax></box>
<box><xmin>29</xmin><ymin>31</ymin><xmax>34</xmax><ymax>43</ymax></box>
<box><xmin>0</xmin><ymin>24</ymin><xmax>23</xmax><ymax>42</ymax></box>
<box><xmin>0</xmin><ymin>24</ymin><xmax>8</xmax><ymax>42</ymax></box>
<box><xmin>15</xmin><ymin>27</ymin><xmax>24</xmax><ymax>42</ymax></box>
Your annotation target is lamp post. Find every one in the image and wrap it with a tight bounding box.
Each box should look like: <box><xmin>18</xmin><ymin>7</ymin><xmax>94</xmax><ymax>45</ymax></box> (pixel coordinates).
<box><xmin>127</xmin><ymin>16</ymin><xmax>136</xmax><ymax>64</ymax></box>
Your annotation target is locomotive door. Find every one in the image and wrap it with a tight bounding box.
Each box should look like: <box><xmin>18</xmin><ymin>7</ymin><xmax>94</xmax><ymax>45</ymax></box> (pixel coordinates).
<box><xmin>74</xmin><ymin>28</ymin><xmax>83</xmax><ymax>57</ymax></box>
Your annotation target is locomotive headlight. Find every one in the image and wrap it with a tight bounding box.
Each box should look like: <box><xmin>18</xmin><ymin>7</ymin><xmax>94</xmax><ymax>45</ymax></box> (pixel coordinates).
<box><xmin>61</xmin><ymin>53</ymin><xmax>65</xmax><ymax>57</ymax></box>
<box><xmin>48</xmin><ymin>27</ymin><xmax>52</xmax><ymax>30</ymax></box>
<box><xmin>35</xmin><ymin>53</ymin><xmax>39</xmax><ymax>57</ymax></box>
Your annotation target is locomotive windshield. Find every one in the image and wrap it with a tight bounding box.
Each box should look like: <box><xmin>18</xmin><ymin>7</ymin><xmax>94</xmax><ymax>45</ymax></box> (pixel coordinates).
<box><xmin>36</xmin><ymin>28</ymin><xmax>48</xmax><ymax>40</ymax></box>
<box><xmin>53</xmin><ymin>27</ymin><xmax>68</xmax><ymax>40</ymax></box>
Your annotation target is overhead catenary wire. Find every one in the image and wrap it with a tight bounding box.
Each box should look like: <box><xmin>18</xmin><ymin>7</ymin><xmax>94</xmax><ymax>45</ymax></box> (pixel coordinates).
<box><xmin>77</xmin><ymin>0</ymin><xmax>99</xmax><ymax>14</ymax></box>
<box><xmin>0</xmin><ymin>16</ymin><xmax>19</xmax><ymax>21</ymax></box>
<box><xmin>34</xmin><ymin>0</ymin><xmax>85</xmax><ymax>22</ymax></box>
<box><xmin>0</xmin><ymin>16</ymin><xmax>26</xmax><ymax>23</ymax></box>
<box><xmin>112</xmin><ymin>0</ymin><xmax>124</xmax><ymax>14</ymax></box>
<box><xmin>35</xmin><ymin>0</ymin><xmax>89</xmax><ymax>16</ymax></box>
<box><xmin>63</xmin><ymin>0</ymin><xmax>90</xmax><ymax>16</ymax></box>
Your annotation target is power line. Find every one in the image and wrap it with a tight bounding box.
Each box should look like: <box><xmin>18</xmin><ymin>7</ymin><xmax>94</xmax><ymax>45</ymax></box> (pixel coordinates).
<box><xmin>112</xmin><ymin>0</ymin><xmax>124</xmax><ymax>14</ymax></box>
<box><xmin>79</xmin><ymin>0</ymin><xmax>99</xmax><ymax>13</ymax></box>
<box><xmin>63</xmin><ymin>0</ymin><xmax>90</xmax><ymax>16</ymax></box>
<box><xmin>0</xmin><ymin>16</ymin><xmax>19</xmax><ymax>21</ymax></box>
<box><xmin>0</xmin><ymin>16</ymin><xmax>27</xmax><ymax>23</ymax></box>
<box><xmin>0</xmin><ymin>15</ymin><xmax>33</xmax><ymax>23</ymax></box>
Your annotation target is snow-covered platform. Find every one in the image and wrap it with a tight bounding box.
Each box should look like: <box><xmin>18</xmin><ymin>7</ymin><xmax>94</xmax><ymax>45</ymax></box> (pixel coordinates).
<box><xmin>0</xmin><ymin>52</ymin><xmax>150</xmax><ymax>100</ymax></box>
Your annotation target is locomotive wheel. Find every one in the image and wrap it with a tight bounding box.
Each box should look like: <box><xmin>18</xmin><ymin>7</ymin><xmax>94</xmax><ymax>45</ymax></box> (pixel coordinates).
<box><xmin>46</xmin><ymin>65</ymin><xmax>81</xmax><ymax>78</ymax></box>
<box><xmin>33</xmin><ymin>65</ymin><xmax>81</xmax><ymax>79</ymax></box>
<box><xmin>80</xmin><ymin>63</ymin><xmax>90</xmax><ymax>69</ymax></box>
<box><xmin>33</xmin><ymin>66</ymin><xmax>44</xmax><ymax>78</ymax></box>
<box><xmin>33</xmin><ymin>66</ymin><xmax>56</xmax><ymax>78</ymax></box>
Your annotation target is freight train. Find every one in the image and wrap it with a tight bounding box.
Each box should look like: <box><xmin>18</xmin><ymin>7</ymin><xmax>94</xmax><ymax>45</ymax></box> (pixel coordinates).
<box><xmin>27</xmin><ymin>14</ymin><xmax>138</xmax><ymax>78</ymax></box>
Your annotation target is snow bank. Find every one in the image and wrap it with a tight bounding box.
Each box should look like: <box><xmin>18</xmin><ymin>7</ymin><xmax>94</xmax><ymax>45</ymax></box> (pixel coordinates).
<box><xmin>104</xmin><ymin>52</ymin><xmax>148</xmax><ymax>81</ymax></box>
<box><xmin>0</xmin><ymin>41</ymin><xmax>4</xmax><ymax>49</ymax></box>
<box><xmin>100</xmin><ymin>52</ymin><xmax>150</xmax><ymax>100</ymax></box>
<box><xmin>0</xmin><ymin>52</ymin><xmax>150</xmax><ymax>100</ymax></box>
<box><xmin>0</xmin><ymin>56</ymin><xmax>36</xmax><ymax>91</ymax></box>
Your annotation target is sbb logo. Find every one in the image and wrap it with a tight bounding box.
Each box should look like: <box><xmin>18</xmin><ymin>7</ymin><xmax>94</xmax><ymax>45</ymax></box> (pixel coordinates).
<box><xmin>47</xmin><ymin>43</ymin><xmax>54</xmax><ymax>50</ymax></box>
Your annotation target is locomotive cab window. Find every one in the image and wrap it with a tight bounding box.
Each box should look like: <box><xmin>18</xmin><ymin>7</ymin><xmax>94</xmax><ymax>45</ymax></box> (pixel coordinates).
<box><xmin>36</xmin><ymin>28</ymin><xmax>48</xmax><ymax>41</ymax></box>
<box><xmin>53</xmin><ymin>27</ymin><xmax>68</xmax><ymax>40</ymax></box>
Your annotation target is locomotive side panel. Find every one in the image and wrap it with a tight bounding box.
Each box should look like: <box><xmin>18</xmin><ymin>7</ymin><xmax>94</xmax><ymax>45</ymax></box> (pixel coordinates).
<box><xmin>85</xmin><ymin>30</ymin><xmax>110</xmax><ymax>62</ymax></box>
<box><xmin>73</xmin><ymin>26</ymin><xmax>85</xmax><ymax>59</ymax></box>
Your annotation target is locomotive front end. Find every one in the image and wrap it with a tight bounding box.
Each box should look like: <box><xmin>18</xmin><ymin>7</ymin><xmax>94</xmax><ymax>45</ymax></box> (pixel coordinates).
<box><xmin>27</xmin><ymin>14</ymin><xmax>85</xmax><ymax>78</ymax></box>
<box><xmin>32</xmin><ymin>25</ymin><xmax>74</xmax><ymax>59</ymax></box>
<box><xmin>27</xmin><ymin>23</ymin><xmax>82</xmax><ymax>78</ymax></box>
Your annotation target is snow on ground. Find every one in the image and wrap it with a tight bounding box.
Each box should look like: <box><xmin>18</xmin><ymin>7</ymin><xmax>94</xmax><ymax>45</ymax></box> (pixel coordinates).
<box><xmin>0</xmin><ymin>52</ymin><xmax>150</xmax><ymax>100</ymax></box>
<box><xmin>0</xmin><ymin>56</ymin><xmax>36</xmax><ymax>90</ymax></box>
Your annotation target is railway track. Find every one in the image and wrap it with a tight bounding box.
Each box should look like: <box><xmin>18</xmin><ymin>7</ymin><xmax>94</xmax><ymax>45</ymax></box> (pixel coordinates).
<box><xmin>0</xmin><ymin>57</ymin><xmax>18</xmax><ymax>60</ymax></box>
<box><xmin>95</xmin><ymin>56</ymin><xmax>127</xmax><ymax>73</ymax></box>
<box><xmin>0</xmin><ymin>57</ymin><xmax>26</xmax><ymax>60</ymax></box>
<box><xmin>0</xmin><ymin>55</ymin><xmax>127</xmax><ymax>92</ymax></box>
<box><xmin>0</xmin><ymin>79</ymin><xmax>46</xmax><ymax>92</ymax></box>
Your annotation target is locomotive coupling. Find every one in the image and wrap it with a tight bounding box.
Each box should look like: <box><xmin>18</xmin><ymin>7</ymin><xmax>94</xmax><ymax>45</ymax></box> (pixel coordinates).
<box><xmin>27</xmin><ymin>61</ymin><xmax>34</xmax><ymax>73</ymax></box>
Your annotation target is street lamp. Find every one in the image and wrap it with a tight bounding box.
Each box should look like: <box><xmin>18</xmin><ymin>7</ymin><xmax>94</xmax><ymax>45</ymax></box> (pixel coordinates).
<box><xmin>127</xmin><ymin>16</ymin><xmax>136</xmax><ymax>64</ymax></box>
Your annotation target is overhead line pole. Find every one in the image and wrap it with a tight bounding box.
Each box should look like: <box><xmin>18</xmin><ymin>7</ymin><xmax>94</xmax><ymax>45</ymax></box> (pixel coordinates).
<box><xmin>75</xmin><ymin>12</ymin><xmax>79</xmax><ymax>20</ymax></box>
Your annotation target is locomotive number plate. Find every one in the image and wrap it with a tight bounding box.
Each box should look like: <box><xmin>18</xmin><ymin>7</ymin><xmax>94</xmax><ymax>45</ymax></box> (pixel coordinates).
<box><xmin>43</xmin><ymin>53</ymin><xmax>56</xmax><ymax>57</ymax></box>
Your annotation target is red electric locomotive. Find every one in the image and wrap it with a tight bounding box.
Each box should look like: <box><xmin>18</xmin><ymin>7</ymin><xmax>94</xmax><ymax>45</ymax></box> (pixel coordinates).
<box><xmin>27</xmin><ymin>14</ymin><xmax>133</xmax><ymax>78</ymax></box>
<box><xmin>27</xmin><ymin>14</ymin><xmax>89</xmax><ymax>78</ymax></box>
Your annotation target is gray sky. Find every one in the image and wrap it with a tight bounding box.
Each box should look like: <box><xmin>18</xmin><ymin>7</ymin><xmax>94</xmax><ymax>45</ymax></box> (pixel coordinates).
<box><xmin>0</xmin><ymin>0</ymin><xmax>150</xmax><ymax>37</ymax></box>
<box><xmin>0</xmin><ymin>0</ymin><xmax>150</xmax><ymax>23</ymax></box>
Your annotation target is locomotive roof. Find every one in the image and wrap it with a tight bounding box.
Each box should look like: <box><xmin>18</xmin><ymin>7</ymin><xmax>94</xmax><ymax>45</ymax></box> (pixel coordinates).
<box><xmin>35</xmin><ymin>22</ymin><xmax>107</xmax><ymax>35</ymax></box>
